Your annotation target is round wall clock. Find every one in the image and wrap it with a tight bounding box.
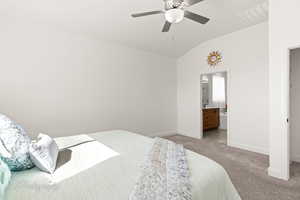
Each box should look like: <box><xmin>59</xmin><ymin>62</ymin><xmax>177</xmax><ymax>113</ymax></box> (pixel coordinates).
<box><xmin>207</xmin><ymin>51</ymin><xmax>222</xmax><ymax>66</ymax></box>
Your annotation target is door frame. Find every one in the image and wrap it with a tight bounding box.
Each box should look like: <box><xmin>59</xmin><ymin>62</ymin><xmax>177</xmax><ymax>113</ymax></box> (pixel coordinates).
<box><xmin>200</xmin><ymin>69</ymin><xmax>230</xmax><ymax>145</ymax></box>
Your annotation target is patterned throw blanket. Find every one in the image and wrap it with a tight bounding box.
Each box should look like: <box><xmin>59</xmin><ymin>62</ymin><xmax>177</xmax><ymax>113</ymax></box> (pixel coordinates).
<box><xmin>130</xmin><ymin>138</ymin><xmax>192</xmax><ymax>200</ymax></box>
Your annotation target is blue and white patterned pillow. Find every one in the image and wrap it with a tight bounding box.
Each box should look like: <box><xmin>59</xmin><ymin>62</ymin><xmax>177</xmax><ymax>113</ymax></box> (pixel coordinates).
<box><xmin>0</xmin><ymin>114</ymin><xmax>34</xmax><ymax>171</ymax></box>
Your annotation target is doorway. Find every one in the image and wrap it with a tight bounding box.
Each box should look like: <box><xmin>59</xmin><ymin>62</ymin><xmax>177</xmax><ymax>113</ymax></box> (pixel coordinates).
<box><xmin>289</xmin><ymin>48</ymin><xmax>300</xmax><ymax>169</ymax></box>
<box><xmin>200</xmin><ymin>71</ymin><xmax>228</xmax><ymax>145</ymax></box>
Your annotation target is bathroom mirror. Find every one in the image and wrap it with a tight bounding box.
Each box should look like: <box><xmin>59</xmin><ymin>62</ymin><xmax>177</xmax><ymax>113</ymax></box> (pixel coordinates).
<box><xmin>200</xmin><ymin>72</ymin><xmax>227</xmax><ymax>111</ymax></box>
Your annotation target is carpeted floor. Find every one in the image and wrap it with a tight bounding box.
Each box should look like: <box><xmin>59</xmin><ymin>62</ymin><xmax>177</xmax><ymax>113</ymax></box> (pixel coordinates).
<box><xmin>164</xmin><ymin>130</ymin><xmax>300</xmax><ymax>200</ymax></box>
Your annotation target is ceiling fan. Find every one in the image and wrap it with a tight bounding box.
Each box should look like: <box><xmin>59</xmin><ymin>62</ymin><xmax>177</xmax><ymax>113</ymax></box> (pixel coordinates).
<box><xmin>131</xmin><ymin>0</ymin><xmax>210</xmax><ymax>32</ymax></box>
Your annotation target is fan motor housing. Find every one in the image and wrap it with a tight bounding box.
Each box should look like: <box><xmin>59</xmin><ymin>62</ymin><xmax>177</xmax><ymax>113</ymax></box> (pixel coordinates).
<box><xmin>164</xmin><ymin>0</ymin><xmax>184</xmax><ymax>10</ymax></box>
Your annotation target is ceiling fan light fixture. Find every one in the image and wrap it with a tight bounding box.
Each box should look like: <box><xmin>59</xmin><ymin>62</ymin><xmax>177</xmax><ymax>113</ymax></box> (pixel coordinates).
<box><xmin>131</xmin><ymin>0</ymin><xmax>210</xmax><ymax>32</ymax></box>
<box><xmin>165</xmin><ymin>8</ymin><xmax>184</xmax><ymax>24</ymax></box>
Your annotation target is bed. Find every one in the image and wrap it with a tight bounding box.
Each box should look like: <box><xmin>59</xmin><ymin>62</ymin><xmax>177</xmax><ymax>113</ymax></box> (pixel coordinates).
<box><xmin>5</xmin><ymin>130</ymin><xmax>241</xmax><ymax>200</ymax></box>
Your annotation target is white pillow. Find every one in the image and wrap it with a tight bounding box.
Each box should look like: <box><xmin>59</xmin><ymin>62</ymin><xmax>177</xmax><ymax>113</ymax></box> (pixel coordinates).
<box><xmin>29</xmin><ymin>134</ymin><xmax>59</xmax><ymax>174</ymax></box>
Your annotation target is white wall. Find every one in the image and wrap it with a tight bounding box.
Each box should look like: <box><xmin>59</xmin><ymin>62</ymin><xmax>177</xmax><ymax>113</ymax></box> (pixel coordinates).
<box><xmin>290</xmin><ymin>48</ymin><xmax>300</xmax><ymax>162</ymax></box>
<box><xmin>177</xmin><ymin>22</ymin><xmax>269</xmax><ymax>154</ymax></box>
<box><xmin>0</xmin><ymin>22</ymin><xmax>177</xmax><ymax>138</ymax></box>
<box><xmin>269</xmin><ymin>0</ymin><xmax>300</xmax><ymax>180</ymax></box>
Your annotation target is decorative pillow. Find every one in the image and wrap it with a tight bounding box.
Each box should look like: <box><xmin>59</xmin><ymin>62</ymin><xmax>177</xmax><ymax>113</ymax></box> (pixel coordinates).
<box><xmin>0</xmin><ymin>114</ymin><xmax>34</xmax><ymax>171</ymax></box>
<box><xmin>29</xmin><ymin>134</ymin><xmax>59</xmax><ymax>174</ymax></box>
<box><xmin>0</xmin><ymin>159</ymin><xmax>11</xmax><ymax>199</ymax></box>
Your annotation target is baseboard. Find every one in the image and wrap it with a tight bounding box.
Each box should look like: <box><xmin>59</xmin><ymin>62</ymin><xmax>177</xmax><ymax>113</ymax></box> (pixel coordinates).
<box><xmin>268</xmin><ymin>167</ymin><xmax>289</xmax><ymax>180</ymax></box>
<box><xmin>176</xmin><ymin>129</ymin><xmax>202</xmax><ymax>139</ymax></box>
<box><xmin>150</xmin><ymin>130</ymin><xmax>178</xmax><ymax>138</ymax></box>
<box><xmin>228</xmin><ymin>141</ymin><xmax>269</xmax><ymax>155</ymax></box>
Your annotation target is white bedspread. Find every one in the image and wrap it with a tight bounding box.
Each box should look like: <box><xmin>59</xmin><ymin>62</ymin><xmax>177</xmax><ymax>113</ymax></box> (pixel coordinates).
<box><xmin>5</xmin><ymin>130</ymin><xmax>241</xmax><ymax>200</ymax></box>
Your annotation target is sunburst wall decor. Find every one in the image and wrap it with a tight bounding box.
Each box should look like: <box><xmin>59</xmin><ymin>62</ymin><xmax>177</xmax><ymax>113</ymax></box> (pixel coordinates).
<box><xmin>207</xmin><ymin>51</ymin><xmax>222</xmax><ymax>67</ymax></box>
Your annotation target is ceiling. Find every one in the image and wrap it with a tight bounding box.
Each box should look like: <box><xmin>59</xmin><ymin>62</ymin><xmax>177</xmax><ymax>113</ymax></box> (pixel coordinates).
<box><xmin>0</xmin><ymin>0</ymin><xmax>268</xmax><ymax>58</ymax></box>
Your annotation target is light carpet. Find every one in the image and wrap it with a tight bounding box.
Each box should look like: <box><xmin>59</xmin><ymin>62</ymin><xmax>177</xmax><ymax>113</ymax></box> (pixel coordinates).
<box><xmin>164</xmin><ymin>130</ymin><xmax>300</xmax><ymax>200</ymax></box>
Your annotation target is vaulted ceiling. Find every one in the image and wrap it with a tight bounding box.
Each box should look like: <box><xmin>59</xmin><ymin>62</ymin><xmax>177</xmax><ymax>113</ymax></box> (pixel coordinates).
<box><xmin>1</xmin><ymin>0</ymin><xmax>268</xmax><ymax>57</ymax></box>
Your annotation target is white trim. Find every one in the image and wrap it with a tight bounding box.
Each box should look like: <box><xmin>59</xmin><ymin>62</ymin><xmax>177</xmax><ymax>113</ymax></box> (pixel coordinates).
<box><xmin>150</xmin><ymin>130</ymin><xmax>177</xmax><ymax>138</ymax></box>
<box><xmin>176</xmin><ymin>129</ymin><xmax>202</xmax><ymax>139</ymax></box>
<box><xmin>268</xmin><ymin>167</ymin><xmax>289</xmax><ymax>181</ymax></box>
<box><xmin>228</xmin><ymin>141</ymin><xmax>269</xmax><ymax>155</ymax></box>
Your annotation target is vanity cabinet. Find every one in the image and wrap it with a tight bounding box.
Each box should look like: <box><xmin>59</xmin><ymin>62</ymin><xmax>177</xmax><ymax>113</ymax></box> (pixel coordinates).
<box><xmin>203</xmin><ymin>108</ymin><xmax>220</xmax><ymax>131</ymax></box>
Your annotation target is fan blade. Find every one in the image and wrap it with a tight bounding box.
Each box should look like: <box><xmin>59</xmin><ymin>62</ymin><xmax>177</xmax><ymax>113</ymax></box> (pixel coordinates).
<box><xmin>162</xmin><ymin>21</ymin><xmax>171</xmax><ymax>32</ymax></box>
<box><xmin>184</xmin><ymin>11</ymin><xmax>210</xmax><ymax>24</ymax></box>
<box><xmin>184</xmin><ymin>0</ymin><xmax>204</xmax><ymax>6</ymax></box>
<box><xmin>131</xmin><ymin>10</ymin><xmax>163</xmax><ymax>18</ymax></box>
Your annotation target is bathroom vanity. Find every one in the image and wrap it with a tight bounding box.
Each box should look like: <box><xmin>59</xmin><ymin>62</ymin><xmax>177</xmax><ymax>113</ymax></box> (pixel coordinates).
<box><xmin>203</xmin><ymin>108</ymin><xmax>220</xmax><ymax>131</ymax></box>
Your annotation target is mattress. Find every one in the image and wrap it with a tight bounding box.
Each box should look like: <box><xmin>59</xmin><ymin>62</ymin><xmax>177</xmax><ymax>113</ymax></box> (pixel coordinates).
<box><xmin>5</xmin><ymin>130</ymin><xmax>241</xmax><ymax>200</ymax></box>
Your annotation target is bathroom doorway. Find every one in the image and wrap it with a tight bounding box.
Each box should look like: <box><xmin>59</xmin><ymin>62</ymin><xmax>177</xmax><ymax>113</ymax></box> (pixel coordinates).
<box><xmin>200</xmin><ymin>71</ymin><xmax>228</xmax><ymax>145</ymax></box>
